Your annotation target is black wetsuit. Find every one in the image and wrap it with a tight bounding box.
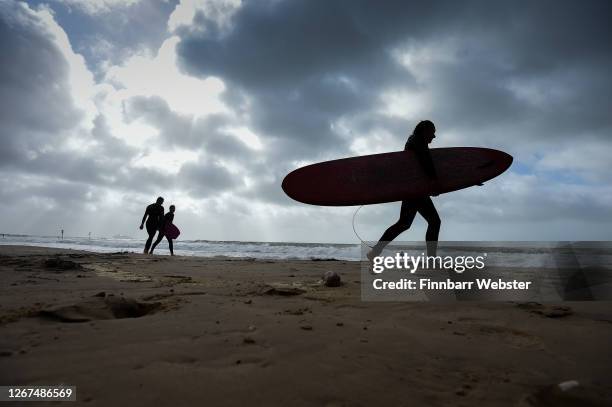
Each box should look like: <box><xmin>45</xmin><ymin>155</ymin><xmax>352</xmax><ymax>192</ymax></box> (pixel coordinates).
<box><xmin>151</xmin><ymin>212</ymin><xmax>175</xmax><ymax>255</ymax></box>
<box><xmin>372</xmin><ymin>135</ymin><xmax>441</xmax><ymax>256</ymax></box>
<box><xmin>405</xmin><ymin>134</ymin><xmax>437</xmax><ymax>178</ymax></box>
<box><xmin>143</xmin><ymin>203</ymin><xmax>164</xmax><ymax>253</ymax></box>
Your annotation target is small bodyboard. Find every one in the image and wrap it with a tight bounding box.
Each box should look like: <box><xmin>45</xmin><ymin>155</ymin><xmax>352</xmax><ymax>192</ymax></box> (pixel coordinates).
<box><xmin>282</xmin><ymin>147</ymin><xmax>513</xmax><ymax>206</ymax></box>
<box><xmin>165</xmin><ymin>223</ymin><xmax>180</xmax><ymax>240</ymax></box>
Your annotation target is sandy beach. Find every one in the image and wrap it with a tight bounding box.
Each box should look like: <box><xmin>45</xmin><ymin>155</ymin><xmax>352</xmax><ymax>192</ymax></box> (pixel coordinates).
<box><xmin>1</xmin><ymin>245</ymin><xmax>611</xmax><ymax>406</ymax></box>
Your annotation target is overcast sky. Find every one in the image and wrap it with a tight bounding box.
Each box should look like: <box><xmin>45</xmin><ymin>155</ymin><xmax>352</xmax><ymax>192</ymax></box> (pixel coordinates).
<box><xmin>1</xmin><ymin>0</ymin><xmax>611</xmax><ymax>242</ymax></box>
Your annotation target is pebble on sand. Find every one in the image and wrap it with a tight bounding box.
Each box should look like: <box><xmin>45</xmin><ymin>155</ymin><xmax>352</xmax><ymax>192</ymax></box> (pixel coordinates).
<box><xmin>323</xmin><ymin>271</ymin><xmax>341</xmax><ymax>287</ymax></box>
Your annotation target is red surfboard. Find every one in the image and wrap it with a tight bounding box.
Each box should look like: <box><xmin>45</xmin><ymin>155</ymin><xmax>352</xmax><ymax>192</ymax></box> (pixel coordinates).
<box><xmin>164</xmin><ymin>223</ymin><xmax>180</xmax><ymax>240</ymax></box>
<box><xmin>282</xmin><ymin>147</ymin><xmax>512</xmax><ymax>206</ymax></box>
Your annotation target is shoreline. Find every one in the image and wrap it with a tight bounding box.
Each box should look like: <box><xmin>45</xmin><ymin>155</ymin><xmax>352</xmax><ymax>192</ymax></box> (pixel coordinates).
<box><xmin>0</xmin><ymin>243</ymin><xmax>360</xmax><ymax>262</ymax></box>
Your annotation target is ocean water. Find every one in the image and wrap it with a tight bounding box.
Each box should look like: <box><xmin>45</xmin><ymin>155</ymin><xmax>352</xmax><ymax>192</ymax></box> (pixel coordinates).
<box><xmin>0</xmin><ymin>235</ymin><xmax>360</xmax><ymax>261</ymax></box>
<box><xmin>0</xmin><ymin>235</ymin><xmax>610</xmax><ymax>268</ymax></box>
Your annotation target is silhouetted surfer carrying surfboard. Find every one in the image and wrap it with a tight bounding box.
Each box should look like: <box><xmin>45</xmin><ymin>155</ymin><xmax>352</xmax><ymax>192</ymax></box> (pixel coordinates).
<box><xmin>367</xmin><ymin>120</ymin><xmax>440</xmax><ymax>260</ymax></box>
<box><xmin>282</xmin><ymin>121</ymin><xmax>513</xmax><ymax>254</ymax></box>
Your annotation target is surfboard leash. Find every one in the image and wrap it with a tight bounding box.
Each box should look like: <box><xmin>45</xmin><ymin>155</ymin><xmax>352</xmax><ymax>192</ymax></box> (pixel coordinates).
<box><xmin>352</xmin><ymin>205</ymin><xmax>374</xmax><ymax>249</ymax></box>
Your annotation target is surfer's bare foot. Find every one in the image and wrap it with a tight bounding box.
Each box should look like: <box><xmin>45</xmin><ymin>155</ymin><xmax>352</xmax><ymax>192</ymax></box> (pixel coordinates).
<box><xmin>143</xmin><ymin>249</ymin><xmax>148</xmax><ymax>254</ymax></box>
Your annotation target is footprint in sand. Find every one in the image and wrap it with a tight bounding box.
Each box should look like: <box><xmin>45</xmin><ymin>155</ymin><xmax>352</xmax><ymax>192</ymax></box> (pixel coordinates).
<box><xmin>43</xmin><ymin>257</ymin><xmax>82</xmax><ymax>271</ymax></box>
<box><xmin>38</xmin><ymin>295</ymin><xmax>161</xmax><ymax>322</ymax></box>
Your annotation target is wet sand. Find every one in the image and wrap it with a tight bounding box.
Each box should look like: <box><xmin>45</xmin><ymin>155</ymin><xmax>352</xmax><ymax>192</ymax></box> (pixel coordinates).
<box><xmin>1</xmin><ymin>245</ymin><xmax>611</xmax><ymax>406</ymax></box>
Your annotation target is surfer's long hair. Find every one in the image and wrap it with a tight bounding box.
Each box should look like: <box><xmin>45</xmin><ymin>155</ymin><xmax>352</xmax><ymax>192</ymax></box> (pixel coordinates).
<box><xmin>412</xmin><ymin>120</ymin><xmax>435</xmax><ymax>137</ymax></box>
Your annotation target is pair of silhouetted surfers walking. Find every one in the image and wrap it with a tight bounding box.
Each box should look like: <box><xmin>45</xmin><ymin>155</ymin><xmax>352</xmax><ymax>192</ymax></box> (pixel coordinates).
<box><xmin>368</xmin><ymin>120</ymin><xmax>441</xmax><ymax>260</ymax></box>
<box><xmin>140</xmin><ymin>197</ymin><xmax>176</xmax><ymax>255</ymax></box>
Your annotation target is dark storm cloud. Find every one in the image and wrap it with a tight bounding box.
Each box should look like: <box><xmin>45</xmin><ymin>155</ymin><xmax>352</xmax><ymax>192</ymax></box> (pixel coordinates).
<box><xmin>0</xmin><ymin>1</ymin><xmax>82</xmax><ymax>164</ymax></box>
<box><xmin>175</xmin><ymin>1</ymin><xmax>428</xmax><ymax>159</ymax></box>
<box><xmin>178</xmin><ymin>1</ymin><xmax>440</xmax><ymax>89</ymax></box>
<box><xmin>39</xmin><ymin>0</ymin><xmax>180</xmax><ymax>76</ymax></box>
<box><xmin>176</xmin><ymin>0</ymin><xmax>612</xmax><ymax>156</ymax></box>
<box><xmin>244</xmin><ymin>75</ymin><xmax>374</xmax><ymax>158</ymax></box>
